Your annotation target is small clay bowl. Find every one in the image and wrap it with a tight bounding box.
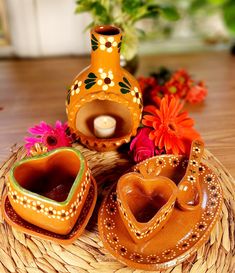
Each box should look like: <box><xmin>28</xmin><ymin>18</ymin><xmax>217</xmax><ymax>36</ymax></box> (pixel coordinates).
<box><xmin>117</xmin><ymin>172</ymin><xmax>178</xmax><ymax>244</ymax></box>
<box><xmin>7</xmin><ymin>147</ymin><xmax>92</xmax><ymax>235</ymax></box>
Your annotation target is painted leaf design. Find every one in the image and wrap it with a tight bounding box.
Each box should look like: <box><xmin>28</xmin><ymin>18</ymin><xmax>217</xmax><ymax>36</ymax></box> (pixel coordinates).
<box><xmin>91</xmin><ymin>40</ymin><xmax>98</xmax><ymax>46</ymax></box>
<box><xmin>88</xmin><ymin>73</ymin><xmax>97</xmax><ymax>79</ymax></box>
<box><xmin>123</xmin><ymin>77</ymin><xmax>131</xmax><ymax>87</ymax></box>
<box><xmin>85</xmin><ymin>78</ymin><xmax>96</xmax><ymax>84</ymax></box>
<box><xmin>85</xmin><ymin>81</ymin><xmax>96</xmax><ymax>89</ymax></box>
<box><xmin>92</xmin><ymin>45</ymin><xmax>98</xmax><ymax>51</ymax></box>
<box><xmin>92</xmin><ymin>34</ymin><xmax>98</xmax><ymax>42</ymax></box>
<box><xmin>119</xmin><ymin>82</ymin><xmax>130</xmax><ymax>89</ymax></box>
<box><xmin>120</xmin><ymin>88</ymin><xmax>130</xmax><ymax>94</ymax></box>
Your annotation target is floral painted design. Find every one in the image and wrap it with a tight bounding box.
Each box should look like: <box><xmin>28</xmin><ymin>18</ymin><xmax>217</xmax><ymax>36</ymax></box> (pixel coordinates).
<box><xmin>91</xmin><ymin>34</ymin><xmax>98</xmax><ymax>51</ymax></box>
<box><xmin>99</xmin><ymin>36</ymin><xmax>117</xmax><ymax>53</ymax></box>
<box><xmin>84</xmin><ymin>73</ymin><xmax>97</xmax><ymax>89</ymax></box>
<box><xmin>67</xmin><ymin>80</ymin><xmax>82</xmax><ymax>104</ymax></box>
<box><xmin>119</xmin><ymin>77</ymin><xmax>142</xmax><ymax>108</ymax></box>
<box><xmin>97</xmin><ymin>68</ymin><xmax>114</xmax><ymax>90</ymax></box>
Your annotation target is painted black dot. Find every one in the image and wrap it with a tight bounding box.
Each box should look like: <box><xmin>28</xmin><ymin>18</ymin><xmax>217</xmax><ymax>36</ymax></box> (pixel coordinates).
<box><xmin>165</xmin><ymin>251</ymin><xmax>171</xmax><ymax>255</ymax></box>
<box><xmin>74</xmin><ymin>84</ymin><xmax>78</xmax><ymax>89</ymax></box>
<box><xmin>120</xmin><ymin>247</ymin><xmax>126</xmax><ymax>253</ymax></box>
<box><xmin>110</xmin><ymin>207</ymin><xmax>115</xmax><ymax>213</ymax></box>
<box><xmin>61</xmin><ymin>213</ymin><xmax>66</xmax><ymax>217</ymax></box>
<box><xmin>182</xmin><ymin>243</ymin><xmax>188</xmax><ymax>248</ymax></box>
<box><xmin>159</xmin><ymin>160</ymin><xmax>162</xmax><ymax>165</ymax></box>
<box><xmin>13</xmin><ymin>195</ymin><xmax>17</xmax><ymax>200</ymax></box>
<box><xmin>207</xmin><ymin>177</ymin><xmax>212</xmax><ymax>182</ymax></box>
<box><xmin>36</xmin><ymin>205</ymin><xmax>41</xmax><ymax>210</ymax></box>
<box><xmin>210</xmin><ymin>185</ymin><xmax>216</xmax><ymax>190</ymax></box>
<box><xmin>135</xmin><ymin>254</ymin><xmax>141</xmax><ymax>260</ymax></box>
<box><xmin>107</xmin><ymin>222</ymin><xmax>111</xmax><ymax>227</ymax></box>
<box><xmin>150</xmin><ymin>257</ymin><xmax>157</xmax><ymax>261</ymax></box>
<box><xmin>173</xmin><ymin>160</ymin><xmax>177</xmax><ymax>164</ymax></box>
<box><xmin>49</xmin><ymin>210</ymin><xmax>53</xmax><ymax>215</ymax></box>
<box><xmin>136</xmin><ymin>232</ymin><xmax>141</xmax><ymax>237</ymax></box>
<box><xmin>210</xmin><ymin>201</ymin><xmax>216</xmax><ymax>207</ymax></box>
<box><xmin>23</xmin><ymin>200</ymin><xmax>27</xmax><ymax>205</ymax></box>
<box><xmin>213</xmin><ymin>193</ymin><xmax>218</xmax><ymax>198</ymax></box>
<box><xmin>164</xmin><ymin>212</ymin><xmax>168</xmax><ymax>217</ymax></box>
<box><xmin>192</xmin><ymin>234</ymin><xmax>197</xmax><ymax>239</ymax></box>
<box><xmin>113</xmin><ymin>236</ymin><xmax>118</xmax><ymax>242</ymax></box>
<box><xmin>199</xmin><ymin>224</ymin><xmax>204</xmax><ymax>229</ymax></box>
<box><xmin>157</xmin><ymin>220</ymin><xmax>160</xmax><ymax>225</ymax></box>
<box><xmin>73</xmin><ymin>206</ymin><xmax>76</xmax><ymax>212</ymax></box>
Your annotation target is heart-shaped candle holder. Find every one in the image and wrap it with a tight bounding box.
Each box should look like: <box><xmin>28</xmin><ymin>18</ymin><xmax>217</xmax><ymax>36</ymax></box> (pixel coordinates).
<box><xmin>117</xmin><ymin>172</ymin><xmax>178</xmax><ymax>244</ymax></box>
<box><xmin>7</xmin><ymin>148</ymin><xmax>93</xmax><ymax>235</ymax></box>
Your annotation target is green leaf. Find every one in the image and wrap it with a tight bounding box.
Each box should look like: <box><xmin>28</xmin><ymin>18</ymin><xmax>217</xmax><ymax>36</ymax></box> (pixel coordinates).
<box><xmin>189</xmin><ymin>0</ymin><xmax>207</xmax><ymax>13</ymax></box>
<box><xmin>85</xmin><ymin>82</ymin><xmax>96</xmax><ymax>89</ymax></box>
<box><xmin>207</xmin><ymin>0</ymin><xmax>227</xmax><ymax>5</ymax></box>
<box><xmin>88</xmin><ymin>72</ymin><xmax>97</xmax><ymax>79</ymax></box>
<box><xmin>223</xmin><ymin>1</ymin><xmax>235</xmax><ymax>33</ymax></box>
<box><xmin>85</xmin><ymin>78</ymin><xmax>95</xmax><ymax>84</ymax></box>
<box><xmin>160</xmin><ymin>6</ymin><xmax>180</xmax><ymax>21</ymax></box>
<box><xmin>123</xmin><ymin>77</ymin><xmax>131</xmax><ymax>87</ymax></box>
<box><xmin>92</xmin><ymin>45</ymin><xmax>98</xmax><ymax>51</ymax></box>
<box><xmin>119</xmin><ymin>82</ymin><xmax>130</xmax><ymax>89</ymax></box>
<box><xmin>120</xmin><ymin>88</ymin><xmax>130</xmax><ymax>94</ymax></box>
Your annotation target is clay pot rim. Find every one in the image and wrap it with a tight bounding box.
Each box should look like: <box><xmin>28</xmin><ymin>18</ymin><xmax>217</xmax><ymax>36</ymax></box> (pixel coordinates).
<box><xmin>93</xmin><ymin>25</ymin><xmax>121</xmax><ymax>36</ymax></box>
<box><xmin>9</xmin><ymin>147</ymin><xmax>87</xmax><ymax>207</ymax></box>
<box><xmin>117</xmin><ymin>172</ymin><xmax>178</xmax><ymax>227</ymax></box>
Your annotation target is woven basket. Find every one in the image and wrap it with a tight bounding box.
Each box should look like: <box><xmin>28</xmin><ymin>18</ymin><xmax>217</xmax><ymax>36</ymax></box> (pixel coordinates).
<box><xmin>0</xmin><ymin>144</ymin><xmax>234</xmax><ymax>273</ymax></box>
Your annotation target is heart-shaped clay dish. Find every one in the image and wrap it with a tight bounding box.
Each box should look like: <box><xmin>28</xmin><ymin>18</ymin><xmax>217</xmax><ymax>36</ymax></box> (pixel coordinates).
<box><xmin>7</xmin><ymin>147</ymin><xmax>94</xmax><ymax>235</ymax></box>
<box><xmin>117</xmin><ymin>172</ymin><xmax>178</xmax><ymax>243</ymax></box>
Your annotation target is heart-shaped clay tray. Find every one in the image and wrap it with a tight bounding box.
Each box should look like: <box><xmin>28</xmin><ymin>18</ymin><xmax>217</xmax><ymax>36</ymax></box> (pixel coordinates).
<box><xmin>98</xmin><ymin>155</ymin><xmax>223</xmax><ymax>271</ymax></box>
<box><xmin>2</xmin><ymin>177</ymin><xmax>97</xmax><ymax>245</ymax></box>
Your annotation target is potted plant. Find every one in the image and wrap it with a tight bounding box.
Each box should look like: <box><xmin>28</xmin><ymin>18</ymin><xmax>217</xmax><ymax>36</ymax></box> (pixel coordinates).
<box><xmin>75</xmin><ymin>0</ymin><xmax>180</xmax><ymax>74</ymax></box>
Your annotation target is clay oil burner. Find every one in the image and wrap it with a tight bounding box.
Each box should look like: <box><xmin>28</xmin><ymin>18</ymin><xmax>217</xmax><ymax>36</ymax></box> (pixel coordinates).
<box><xmin>117</xmin><ymin>172</ymin><xmax>178</xmax><ymax>244</ymax></box>
<box><xmin>7</xmin><ymin>148</ymin><xmax>93</xmax><ymax>235</ymax></box>
<box><xmin>66</xmin><ymin>25</ymin><xmax>142</xmax><ymax>151</ymax></box>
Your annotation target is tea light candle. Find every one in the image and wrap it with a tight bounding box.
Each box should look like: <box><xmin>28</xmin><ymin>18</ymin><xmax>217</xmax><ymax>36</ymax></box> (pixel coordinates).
<box><xmin>94</xmin><ymin>115</ymin><xmax>116</xmax><ymax>138</ymax></box>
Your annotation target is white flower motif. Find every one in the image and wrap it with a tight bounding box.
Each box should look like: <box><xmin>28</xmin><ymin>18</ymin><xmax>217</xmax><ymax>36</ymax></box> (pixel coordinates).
<box><xmin>99</xmin><ymin>36</ymin><xmax>117</xmax><ymax>53</ymax></box>
<box><xmin>189</xmin><ymin>159</ymin><xmax>198</xmax><ymax>167</ymax></box>
<box><xmin>131</xmin><ymin>87</ymin><xmax>142</xmax><ymax>104</ymax></box>
<box><xmin>97</xmin><ymin>68</ymin><xmax>114</xmax><ymax>90</ymax></box>
<box><xmin>70</xmin><ymin>80</ymin><xmax>82</xmax><ymax>96</ymax></box>
<box><xmin>187</xmin><ymin>175</ymin><xmax>196</xmax><ymax>183</ymax></box>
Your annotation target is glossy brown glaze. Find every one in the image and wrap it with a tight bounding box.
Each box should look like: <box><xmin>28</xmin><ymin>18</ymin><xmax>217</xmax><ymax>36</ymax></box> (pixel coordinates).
<box><xmin>2</xmin><ymin>177</ymin><xmax>97</xmax><ymax>245</ymax></box>
<box><xmin>66</xmin><ymin>25</ymin><xmax>142</xmax><ymax>151</ymax></box>
<box><xmin>98</xmin><ymin>155</ymin><xmax>223</xmax><ymax>270</ymax></box>
<box><xmin>177</xmin><ymin>140</ymin><xmax>204</xmax><ymax>211</ymax></box>
<box><xmin>7</xmin><ymin>148</ymin><xmax>95</xmax><ymax>235</ymax></box>
<box><xmin>117</xmin><ymin>172</ymin><xmax>178</xmax><ymax>244</ymax></box>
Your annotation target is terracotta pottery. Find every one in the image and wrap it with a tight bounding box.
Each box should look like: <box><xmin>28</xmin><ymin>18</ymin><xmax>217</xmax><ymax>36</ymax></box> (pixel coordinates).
<box><xmin>2</xmin><ymin>177</ymin><xmax>97</xmax><ymax>245</ymax></box>
<box><xmin>7</xmin><ymin>147</ymin><xmax>96</xmax><ymax>235</ymax></box>
<box><xmin>117</xmin><ymin>172</ymin><xmax>178</xmax><ymax>244</ymax></box>
<box><xmin>98</xmin><ymin>155</ymin><xmax>223</xmax><ymax>270</ymax></box>
<box><xmin>177</xmin><ymin>140</ymin><xmax>204</xmax><ymax>211</ymax></box>
<box><xmin>66</xmin><ymin>25</ymin><xmax>143</xmax><ymax>152</ymax></box>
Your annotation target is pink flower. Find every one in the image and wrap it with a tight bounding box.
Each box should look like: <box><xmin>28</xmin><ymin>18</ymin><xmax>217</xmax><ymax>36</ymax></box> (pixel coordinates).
<box><xmin>25</xmin><ymin>121</ymin><xmax>72</xmax><ymax>155</ymax></box>
<box><xmin>130</xmin><ymin>128</ymin><xmax>155</xmax><ymax>163</ymax></box>
<box><xmin>186</xmin><ymin>81</ymin><xmax>208</xmax><ymax>104</ymax></box>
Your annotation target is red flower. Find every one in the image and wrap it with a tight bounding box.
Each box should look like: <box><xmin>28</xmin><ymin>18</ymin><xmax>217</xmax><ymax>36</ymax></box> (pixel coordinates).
<box><xmin>130</xmin><ymin>127</ymin><xmax>155</xmax><ymax>163</ymax></box>
<box><xmin>164</xmin><ymin>69</ymin><xmax>193</xmax><ymax>98</ymax></box>
<box><xmin>142</xmin><ymin>96</ymin><xmax>201</xmax><ymax>155</ymax></box>
<box><xmin>186</xmin><ymin>81</ymin><xmax>208</xmax><ymax>104</ymax></box>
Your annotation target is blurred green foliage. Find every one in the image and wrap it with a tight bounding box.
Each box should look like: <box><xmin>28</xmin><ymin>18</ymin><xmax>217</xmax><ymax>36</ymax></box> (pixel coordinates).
<box><xmin>75</xmin><ymin>0</ymin><xmax>179</xmax><ymax>60</ymax></box>
<box><xmin>75</xmin><ymin>0</ymin><xmax>235</xmax><ymax>59</ymax></box>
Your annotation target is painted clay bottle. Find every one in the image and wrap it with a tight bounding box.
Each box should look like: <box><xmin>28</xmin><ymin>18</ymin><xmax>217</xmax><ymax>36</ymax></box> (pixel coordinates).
<box><xmin>66</xmin><ymin>25</ymin><xmax>142</xmax><ymax>152</ymax></box>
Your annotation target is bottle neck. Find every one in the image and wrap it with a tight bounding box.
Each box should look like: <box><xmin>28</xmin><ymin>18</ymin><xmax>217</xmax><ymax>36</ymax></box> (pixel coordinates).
<box><xmin>90</xmin><ymin>26</ymin><xmax>122</xmax><ymax>71</ymax></box>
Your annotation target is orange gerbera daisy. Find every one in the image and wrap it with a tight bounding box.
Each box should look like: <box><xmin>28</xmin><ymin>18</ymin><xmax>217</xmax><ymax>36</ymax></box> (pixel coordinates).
<box><xmin>142</xmin><ymin>96</ymin><xmax>201</xmax><ymax>155</ymax></box>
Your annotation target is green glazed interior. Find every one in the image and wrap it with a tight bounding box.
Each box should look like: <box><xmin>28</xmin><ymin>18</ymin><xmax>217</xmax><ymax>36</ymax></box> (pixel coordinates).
<box><xmin>9</xmin><ymin>147</ymin><xmax>85</xmax><ymax>206</ymax></box>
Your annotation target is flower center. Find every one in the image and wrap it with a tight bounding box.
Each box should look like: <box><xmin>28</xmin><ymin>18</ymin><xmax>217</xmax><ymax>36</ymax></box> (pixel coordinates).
<box><xmin>105</xmin><ymin>41</ymin><xmax>112</xmax><ymax>48</ymax></box>
<box><xmin>46</xmin><ymin>135</ymin><xmax>58</xmax><ymax>146</ymax></box>
<box><xmin>104</xmin><ymin>77</ymin><xmax>111</xmax><ymax>84</ymax></box>
<box><xmin>168</xmin><ymin>123</ymin><xmax>176</xmax><ymax>131</ymax></box>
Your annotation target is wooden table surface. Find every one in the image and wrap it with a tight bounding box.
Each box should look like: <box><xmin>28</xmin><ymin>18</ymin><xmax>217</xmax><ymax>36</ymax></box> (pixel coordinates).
<box><xmin>0</xmin><ymin>51</ymin><xmax>235</xmax><ymax>177</ymax></box>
